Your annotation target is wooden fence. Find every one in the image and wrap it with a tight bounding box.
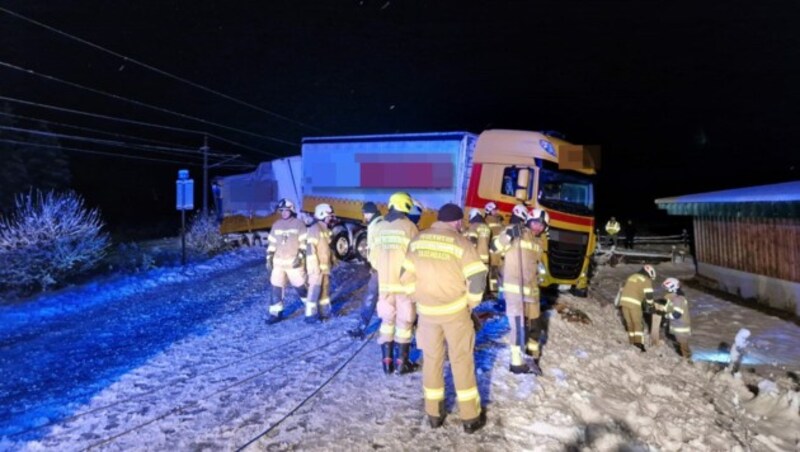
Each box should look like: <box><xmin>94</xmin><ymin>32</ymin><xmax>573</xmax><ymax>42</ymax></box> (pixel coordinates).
<box><xmin>694</xmin><ymin>216</ymin><xmax>800</xmax><ymax>283</ymax></box>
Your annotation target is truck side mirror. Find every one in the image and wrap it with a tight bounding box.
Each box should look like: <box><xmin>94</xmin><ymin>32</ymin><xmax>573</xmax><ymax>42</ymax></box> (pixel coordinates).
<box><xmin>515</xmin><ymin>168</ymin><xmax>530</xmax><ymax>200</ymax></box>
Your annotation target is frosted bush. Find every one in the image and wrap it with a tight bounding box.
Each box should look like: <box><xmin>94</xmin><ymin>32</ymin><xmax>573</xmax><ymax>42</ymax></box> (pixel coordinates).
<box><xmin>0</xmin><ymin>190</ymin><xmax>109</xmax><ymax>292</ymax></box>
<box><xmin>186</xmin><ymin>211</ymin><xmax>227</xmax><ymax>256</ymax></box>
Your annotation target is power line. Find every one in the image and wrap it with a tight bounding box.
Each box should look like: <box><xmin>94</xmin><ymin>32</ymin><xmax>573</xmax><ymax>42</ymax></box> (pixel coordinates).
<box><xmin>0</xmin><ymin>96</ymin><xmax>281</xmax><ymax>158</ymax></box>
<box><xmin>0</xmin><ymin>110</ymin><xmax>197</xmax><ymax>149</ymax></box>
<box><xmin>0</xmin><ymin>138</ymin><xmax>201</xmax><ymax>166</ymax></box>
<box><xmin>0</xmin><ymin>60</ymin><xmax>299</xmax><ymax>147</ymax></box>
<box><xmin>0</xmin><ymin>5</ymin><xmax>324</xmax><ymax>133</ymax></box>
<box><xmin>0</xmin><ymin>124</ymin><xmax>236</xmax><ymax>158</ymax></box>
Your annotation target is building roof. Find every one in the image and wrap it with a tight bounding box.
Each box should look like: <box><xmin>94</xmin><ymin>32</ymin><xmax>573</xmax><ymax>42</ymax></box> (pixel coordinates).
<box><xmin>655</xmin><ymin>181</ymin><xmax>800</xmax><ymax>218</ymax></box>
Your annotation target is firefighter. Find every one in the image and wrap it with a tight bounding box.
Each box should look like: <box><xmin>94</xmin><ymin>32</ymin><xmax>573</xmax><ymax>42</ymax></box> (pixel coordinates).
<box><xmin>305</xmin><ymin>203</ymin><xmax>335</xmax><ymax>322</ymax></box>
<box><xmin>605</xmin><ymin>216</ymin><xmax>621</xmax><ymax>248</ymax></box>
<box><xmin>347</xmin><ymin>202</ymin><xmax>384</xmax><ymax>339</ymax></box>
<box><xmin>490</xmin><ymin>204</ymin><xmax>544</xmax><ymax>375</ymax></box>
<box><xmin>408</xmin><ymin>200</ymin><xmax>424</xmax><ymax>226</ymax></box>
<box><xmin>484</xmin><ymin>202</ymin><xmax>504</xmax><ymax>296</ymax></box>
<box><xmin>465</xmin><ymin>208</ymin><xmax>491</xmax><ymax>265</ymax></box>
<box><xmin>373</xmin><ymin>192</ymin><xmax>420</xmax><ymax>374</ymax></box>
<box><xmin>659</xmin><ymin>277</ymin><xmax>692</xmax><ymax>359</ymax></box>
<box><xmin>399</xmin><ymin>203</ymin><xmax>488</xmax><ymax>433</ymax></box>
<box><xmin>265</xmin><ymin>199</ymin><xmax>308</xmax><ymax>324</ymax></box>
<box><xmin>619</xmin><ymin>264</ymin><xmax>657</xmax><ymax>351</ymax></box>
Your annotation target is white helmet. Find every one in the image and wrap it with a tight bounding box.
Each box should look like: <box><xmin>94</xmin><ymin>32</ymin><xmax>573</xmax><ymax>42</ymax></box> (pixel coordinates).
<box><xmin>662</xmin><ymin>277</ymin><xmax>680</xmax><ymax>293</ymax></box>
<box><xmin>642</xmin><ymin>264</ymin><xmax>657</xmax><ymax>280</ymax></box>
<box><xmin>314</xmin><ymin>203</ymin><xmax>334</xmax><ymax>221</ymax></box>
<box><xmin>484</xmin><ymin>202</ymin><xmax>497</xmax><ymax>214</ymax></box>
<box><xmin>277</xmin><ymin>198</ymin><xmax>295</xmax><ymax>213</ymax></box>
<box><xmin>529</xmin><ymin>208</ymin><xmax>550</xmax><ymax>225</ymax></box>
<box><xmin>512</xmin><ymin>204</ymin><xmax>529</xmax><ymax>221</ymax></box>
<box><xmin>469</xmin><ymin>208</ymin><xmax>482</xmax><ymax>221</ymax></box>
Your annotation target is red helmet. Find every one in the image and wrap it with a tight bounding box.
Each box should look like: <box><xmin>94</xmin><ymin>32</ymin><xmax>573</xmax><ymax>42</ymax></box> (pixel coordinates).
<box><xmin>662</xmin><ymin>277</ymin><xmax>680</xmax><ymax>292</ymax></box>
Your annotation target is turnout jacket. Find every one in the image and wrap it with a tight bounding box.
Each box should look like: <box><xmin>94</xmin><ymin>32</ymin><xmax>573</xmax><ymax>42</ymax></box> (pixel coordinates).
<box><xmin>464</xmin><ymin>221</ymin><xmax>492</xmax><ymax>264</ymax></box>
<box><xmin>372</xmin><ymin>213</ymin><xmax>418</xmax><ymax>294</ymax></box>
<box><xmin>619</xmin><ymin>272</ymin><xmax>654</xmax><ymax>309</ymax></box>
<box><xmin>400</xmin><ymin>222</ymin><xmax>487</xmax><ymax>320</ymax></box>
<box><xmin>306</xmin><ymin>221</ymin><xmax>332</xmax><ymax>274</ymax></box>
<box><xmin>267</xmin><ymin>216</ymin><xmax>307</xmax><ymax>267</ymax></box>
<box><xmin>491</xmin><ymin>224</ymin><xmax>544</xmax><ymax>302</ymax></box>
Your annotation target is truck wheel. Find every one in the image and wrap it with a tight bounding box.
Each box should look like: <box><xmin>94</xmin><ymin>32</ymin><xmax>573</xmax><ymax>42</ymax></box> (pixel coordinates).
<box><xmin>571</xmin><ymin>287</ymin><xmax>588</xmax><ymax>298</ymax></box>
<box><xmin>332</xmin><ymin>231</ymin><xmax>351</xmax><ymax>261</ymax></box>
<box><xmin>355</xmin><ymin>233</ymin><xmax>368</xmax><ymax>262</ymax></box>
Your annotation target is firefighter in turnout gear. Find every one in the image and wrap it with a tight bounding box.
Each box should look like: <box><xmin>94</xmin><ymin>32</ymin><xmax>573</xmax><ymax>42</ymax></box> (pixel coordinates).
<box><xmin>265</xmin><ymin>199</ymin><xmax>308</xmax><ymax>324</ymax></box>
<box><xmin>619</xmin><ymin>264</ymin><xmax>656</xmax><ymax>351</ymax></box>
<box><xmin>659</xmin><ymin>277</ymin><xmax>692</xmax><ymax>359</ymax></box>
<box><xmin>490</xmin><ymin>204</ymin><xmax>544</xmax><ymax>375</ymax></box>
<box><xmin>399</xmin><ymin>203</ymin><xmax>488</xmax><ymax>433</ymax></box>
<box><xmin>374</xmin><ymin>192</ymin><xmax>420</xmax><ymax>374</ymax></box>
<box><xmin>305</xmin><ymin>203</ymin><xmax>335</xmax><ymax>322</ymax></box>
<box><xmin>484</xmin><ymin>202</ymin><xmax>504</xmax><ymax>295</ymax></box>
<box><xmin>347</xmin><ymin>202</ymin><xmax>384</xmax><ymax>339</ymax></box>
<box><xmin>465</xmin><ymin>208</ymin><xmax>491</xmax><ymax>265</ymax></box>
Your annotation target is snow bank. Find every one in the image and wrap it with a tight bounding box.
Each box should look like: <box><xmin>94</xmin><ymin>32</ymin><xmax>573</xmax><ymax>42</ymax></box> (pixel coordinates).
<box><xmin>2</xmin><ymin>258</ymin><xmax>799</xmax><ymax>450</ymax></box>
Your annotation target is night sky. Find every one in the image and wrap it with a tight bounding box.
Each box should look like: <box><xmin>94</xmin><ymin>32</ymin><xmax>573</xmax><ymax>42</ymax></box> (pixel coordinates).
<box><xmin>1</xmin><ymin>0</ymin><xmax>799</xmax><ymax>237</ymax></box>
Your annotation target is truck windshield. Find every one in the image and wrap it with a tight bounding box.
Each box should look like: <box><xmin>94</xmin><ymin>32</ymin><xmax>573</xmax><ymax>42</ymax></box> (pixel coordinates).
<box><xmin>537</xmin><ymin>168</ymin><xmax>594</xmax><ymax>216</ymax></box>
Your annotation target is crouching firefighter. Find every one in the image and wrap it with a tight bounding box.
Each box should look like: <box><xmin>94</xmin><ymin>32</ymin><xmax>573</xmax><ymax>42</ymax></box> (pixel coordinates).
<box><xmin>619</xmin><ymin>264</ymin><xmax>657</xmax><ymax>351</ymax></box>
<box><xmin>265</xmin><ymin>199</ymin><xmax>308</xmax><ymax>324</ymax></box>
<box><xmin>305</xmin><ymin>203</ymin><xmax>335</xmax><ymax>322</ymax></box>
<box><xmin>490</xmin><ymin>204</ymin><xmax>545</xmax><ymax>375</ymax></box>
<box><xmin>465</xmin><ymin>208</ymin><xmax>492</xmax><ymax>286</ymax></box>
<box><xmin>660</xmin><ymin>277</ymin><xmax>692</xmax><ymax>359</ymax></box>
<box><xmin>348</xmin><ymin>202</ymin><xmax>384</xmax><ymax>339</ymax></box>
<box><xmin>374</xmin><ymin>192</ymin><xmax>419</xmax><ymax>374</ymax></box>
<box><xmin>400</xmin><ymin>203</ymin><xmax>488</xmax><ymax>433</ymax></box>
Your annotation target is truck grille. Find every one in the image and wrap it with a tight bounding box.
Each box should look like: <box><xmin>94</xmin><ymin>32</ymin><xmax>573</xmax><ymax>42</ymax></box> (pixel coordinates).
<box><xmin>547</xmin><ymin>228</ymin><xmax>588</xmax><ymax>280</ymax></box>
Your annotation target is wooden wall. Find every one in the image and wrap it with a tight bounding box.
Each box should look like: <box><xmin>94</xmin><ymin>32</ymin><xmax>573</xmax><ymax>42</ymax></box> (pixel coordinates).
<box><xmin>694</xmin><ymin>216</ymin><xmax>800</xmax><ymax>283</ymax></box>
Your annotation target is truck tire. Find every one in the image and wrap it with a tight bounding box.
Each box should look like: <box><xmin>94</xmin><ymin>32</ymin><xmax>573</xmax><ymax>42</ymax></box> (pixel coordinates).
<box><xmin>355</xmin><ymin>232</ymin><xmax>368</xmax><ymax>262</ymax></box>
<box><xmin>332</xmin><ymin>230</ymin><xmax>351</xmax><ymax>261</ymax></box>
<box><xmin>571</xmin><ymin>287</ymin><xmax>588</xmax><ymax>298</ymax></box>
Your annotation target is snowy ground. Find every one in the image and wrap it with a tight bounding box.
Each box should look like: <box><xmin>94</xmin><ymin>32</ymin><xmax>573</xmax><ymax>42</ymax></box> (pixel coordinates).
<box><xmin>1</xmin><ymin>249</ymin><xmax>798</xmax><ymax>451</ymax></box>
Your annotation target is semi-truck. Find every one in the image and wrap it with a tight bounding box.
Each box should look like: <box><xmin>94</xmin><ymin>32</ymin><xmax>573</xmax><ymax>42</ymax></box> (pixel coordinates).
<box><xmin>217</xmin><ymin>129</ymin><xmax>599</xmax><ymax>295</ymax></box>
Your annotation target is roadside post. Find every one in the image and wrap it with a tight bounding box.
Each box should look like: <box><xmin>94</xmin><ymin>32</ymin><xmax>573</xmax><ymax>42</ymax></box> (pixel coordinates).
<box><xmin>176</xmin><ymin>169</ymin><xmax>194</xmax><ymax>266</ymax></box>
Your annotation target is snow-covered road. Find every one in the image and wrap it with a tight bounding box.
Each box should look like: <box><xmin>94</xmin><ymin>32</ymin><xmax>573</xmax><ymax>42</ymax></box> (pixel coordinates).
<box><xmin>1</xmin><ymin>249</ymin><xmax>798</xmax><ymax>451</ymax></box>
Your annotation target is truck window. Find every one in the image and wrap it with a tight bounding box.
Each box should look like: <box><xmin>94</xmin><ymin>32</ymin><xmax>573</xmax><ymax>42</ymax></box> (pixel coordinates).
<box><xmin>501</xmin><ymin>166</ymin><xmax>531</xmax><ymax>200</ymax></box>
<box><xmin>537</xmin><ymin>167</ymin><xmax>594</xmax><ymax>215</ymax></box>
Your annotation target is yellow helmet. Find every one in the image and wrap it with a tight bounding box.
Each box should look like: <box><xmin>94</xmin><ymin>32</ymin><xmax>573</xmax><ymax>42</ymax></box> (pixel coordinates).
<box><xmin>388</xmin><ymin>192</ymin><xmax>414</xmax><ymax>213</ymax></box>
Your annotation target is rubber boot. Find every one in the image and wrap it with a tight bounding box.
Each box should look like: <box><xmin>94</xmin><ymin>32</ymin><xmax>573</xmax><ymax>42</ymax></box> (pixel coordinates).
<box><xmin>304</xmin><ymin>284</ymin><xmax>321</xmax><ymax>324</ymax></box>
<box><xmin>360</xmin><ymin>272</ymin><xmax>379</xmax><ymax>326</ymax></box>
<box><xmin>428</xmin><ymin>401</ymin><xmax>446</xmax><ymax>428</ymax></box>
<box><xmin>634</xmin><ymin>343</ymin><xmax>646</xmax><ymax>353</ymax></box>
<box><xmin>395</xmin><ymin>343</ymin><xmax>419</xmax><ymax>375</ymax></box>
<box><xmin>381</xmin><ymin>342</ymin><xmax>395</xmax><ymax>375</ymax></box>
<box><xmin>525</xmin><ymin>318</ymin><xmax>540</xmax><ymax>358</ymax></box>
<box><xmin>509</xmin><ymin>317</ymin><xmax>532</xmax><ymax>374</ymax></box>
<box><xmin>463</xmin><ymin>412</ymin><xmax>486</xmax><ymax>434</ymax></box>
<box><xmin>319</xmin><ymin>302</ymin><xmax>332</xmax><ymax>321</ymax></box>
<box><xmin>266</xmin><ymin>286</ymin><xmax>284</xmax><ymax>325</ymax></box>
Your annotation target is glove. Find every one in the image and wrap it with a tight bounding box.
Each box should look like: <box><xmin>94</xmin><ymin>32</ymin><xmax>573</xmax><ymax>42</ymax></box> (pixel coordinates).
<box><xmin>506</xmin><ymin>226</ymin><xmax>521</xmax><ymax>239</ymax></box>
<box><xmin>468</xmin><ymin>236</ymin><xmax>478</xmax><ymax>246</ymax></box>
<box><xmin>292</xmin><ymin>250</ymin><xmax>306</xmax><ymax>269</ymax></box>
<box><xmin>266</xmin><ymin>252</ymin><xmax>274</xmax><ymax>272</ymax></box>
<box><xmin>471</xmin><ymin>311</ymin><xmax>483</xmax><ymax>333</ymax></box>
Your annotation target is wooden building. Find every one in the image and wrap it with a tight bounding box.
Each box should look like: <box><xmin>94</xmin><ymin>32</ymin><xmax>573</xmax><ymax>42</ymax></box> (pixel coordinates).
<box><xmin>656</xmin><ymin>181</ymin><xmax>800</xmax><ymax>316</ymax></box>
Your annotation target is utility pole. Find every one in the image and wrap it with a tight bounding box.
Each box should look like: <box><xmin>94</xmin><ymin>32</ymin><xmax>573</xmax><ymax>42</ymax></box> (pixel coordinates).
<box><xmin>202</xmin><ymin>135</ymin><xmax>209</xmax><ymax>216</ymax></box>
